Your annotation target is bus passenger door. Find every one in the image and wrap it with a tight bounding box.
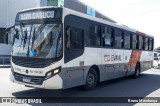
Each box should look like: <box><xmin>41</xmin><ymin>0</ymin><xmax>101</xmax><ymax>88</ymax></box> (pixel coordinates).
<box><xmin>64</xmin><ymin>26</ymin><xmax>85</xmax><ymax>88</ymax></box>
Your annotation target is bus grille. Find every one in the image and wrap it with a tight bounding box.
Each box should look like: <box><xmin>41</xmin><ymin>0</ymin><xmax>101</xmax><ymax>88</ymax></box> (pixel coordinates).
<box><xmin>12</xmin><ymin>57</ymin><xmax>51</xmax><ymax>68</ymax></box>
<box><xmin>14</xmin><ymin>72</ymin><xmax>44</xmax><ymax>85</ymax></box>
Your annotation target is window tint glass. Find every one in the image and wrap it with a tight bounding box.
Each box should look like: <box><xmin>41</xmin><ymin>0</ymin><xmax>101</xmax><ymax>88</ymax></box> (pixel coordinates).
<box><xmin>132</xmin><ymin>34</ymin><xmax>137</xmax><ymax>49</ymax></box>
<box><xmin>88</xmin><ymin>25</ymin><xmax>101</xmax><ymax>47</ymax></box>
<box><xmin>124</xmin><ymin>31</ymin><xmax>131</xmax><ymax>49</ymax></box>
<box><xmin>71</xmin><ymin>27</ymin><xmax>83</xmax><ymax>49</ymax></box>
<box><xmin>149</xmin><ymin>38</ymin><xmax>153</xmax><ymax>51</ymax></box>
<box><xmin>103</xmin><ymin>26</ymin><xmax>112</xmax><ymax>47</ymax></box>
<box><xmin>139</xmin><ymin>36</ymin><xmax>144</xmax><ymax>50</ymax></box>
<box><xmin>114</xmin><ymin>29</ymin><xmax>122</xmax><ymax>48</ymax></box>
<box><xmin>144</xmin><ymin>37</ymin><xmax>149</xmax><ymax>50</ymax></box>
<box><xmin>65</xmin><ymin>26</ymin><xmax>84</xmax><ymax>49</ymax></box>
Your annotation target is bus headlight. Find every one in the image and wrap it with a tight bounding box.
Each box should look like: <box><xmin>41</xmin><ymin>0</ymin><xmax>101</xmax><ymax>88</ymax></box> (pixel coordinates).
<box><xmin>45</xmin><ymin>67</ymin><xmax>61</xmax><ymax>79</ymax></box>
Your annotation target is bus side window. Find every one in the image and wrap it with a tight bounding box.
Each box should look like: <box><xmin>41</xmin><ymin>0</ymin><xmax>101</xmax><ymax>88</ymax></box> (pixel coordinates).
<box><xmin>71</xmin><ymin>27</ymin><xmax>84</xmax><ymax>49</ymax></box>
<box><xmin>136</xmin><ymin>35</ymin><xmax>139</xmax><ymax>49</ymax></box>
<box><xmin>124</xmin><ymin>31</ymin><xmax>131</xmax><ymax>49</ymax></box>
<box><xmin>149</xmin><ymin>38</ymin><xmax>153</xmax><ymax>51</ymax></box>
<box><xmin>65</xmin><ymin>26</ymin><xmax>84</xmax><ymax>49</ymax></box>
<box><xmin>103</xmin><ymin>26</ymin><xmax>112</xmax><ymax>47</ymax></box>
<box><xmin>139</xmin><ymin>36</ymin><xmax>143</xmax><ymax>50</ymax></box>
<box><xmin>144</xmin><ymin>37</ymin><xmax>149</xmax><ymax>50</ymax></box>
<box><xmin>113</xmin><ymin>29</ymin><xmax>122</xmax><ymax>48</ymax></box>
<box><xmin>88</xmin><ymin>25</ymin><xmax>101</xmax><ymax>47</ymax></box>
<box><xmin>132</xmin><ymin>34</ymin><xmax>137</xmax><ymax>49</ymax></box>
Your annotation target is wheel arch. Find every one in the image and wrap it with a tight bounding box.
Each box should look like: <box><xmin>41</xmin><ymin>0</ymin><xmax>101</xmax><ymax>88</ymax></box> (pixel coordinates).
<box><xmin>89</xmin><ymin>65</ymin><xmax>100</xmax><ymax>82</ymax></box>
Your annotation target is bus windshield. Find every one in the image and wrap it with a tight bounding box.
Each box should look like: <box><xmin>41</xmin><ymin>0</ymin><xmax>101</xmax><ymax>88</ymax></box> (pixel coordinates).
<box><xmin>12</xmin><ymin>23</ymin><xmax>62</xmax><ymax>59</ymax></box>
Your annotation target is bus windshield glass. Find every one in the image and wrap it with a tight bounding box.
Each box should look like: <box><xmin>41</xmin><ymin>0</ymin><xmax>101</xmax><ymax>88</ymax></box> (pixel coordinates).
<box><xmin>12</xmin><ymin>23</ymin><xmax>62</xmax><ymax>59</ymax></box>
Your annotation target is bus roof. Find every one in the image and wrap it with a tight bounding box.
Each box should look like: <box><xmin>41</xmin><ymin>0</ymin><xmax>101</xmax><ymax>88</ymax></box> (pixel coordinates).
<box><xmin>18</xmin><ymin>6</ymin><xmax>154</xmax><ymax>38</ymax></box>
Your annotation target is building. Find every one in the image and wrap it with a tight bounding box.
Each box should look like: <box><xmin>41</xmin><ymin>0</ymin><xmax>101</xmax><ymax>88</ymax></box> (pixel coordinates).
<box><xmin>0</xmin><ymin>0</ymin><xmax>115</xmax><ymax>65</ymax></box>
<box><xmin>0</xmin><ymin>0</ymin><xmax>40</xmax><ymax>65</ymax></box>
<box><xmin>0</xmin><ymin>0</ymin><xmax>115</xmax><ymax>29</ymax></box>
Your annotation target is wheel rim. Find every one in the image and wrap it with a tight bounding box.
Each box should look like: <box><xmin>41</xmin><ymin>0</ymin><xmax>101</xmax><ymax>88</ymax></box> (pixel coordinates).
<box><xmin>87</xmin><ymin>73</ymin><xmax>95</xmax><ymax>85</ymax></box>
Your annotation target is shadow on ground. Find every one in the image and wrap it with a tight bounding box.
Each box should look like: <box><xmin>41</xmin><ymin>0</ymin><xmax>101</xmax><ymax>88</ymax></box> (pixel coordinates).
<box><xmin>12</xmin><ymin>73</ymin><xmax>160</xmax><ymax>105</ymax></box>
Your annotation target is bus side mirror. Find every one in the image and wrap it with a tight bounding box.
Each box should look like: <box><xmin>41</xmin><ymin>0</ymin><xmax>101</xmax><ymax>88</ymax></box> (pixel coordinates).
<box><xmin>5</xmin><ymin>27</ymin><xmax>15</xmax><ymax>45</ymax></box>
<box><xmin>7</xmin><ymin>27</ymin><xmax>16</xmax><ymax>45</ymax></box>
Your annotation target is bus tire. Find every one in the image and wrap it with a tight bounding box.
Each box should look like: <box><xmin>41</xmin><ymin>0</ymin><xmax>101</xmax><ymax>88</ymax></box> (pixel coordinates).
<box><xmin>83</xmin><ymin>68</ymin><xmax>98</xmax><ymax>90</ymax></box>
<box><xmin>134</xmin><ymin>63</ymin><xmax>141</xmax><ymax>78</ymax></box>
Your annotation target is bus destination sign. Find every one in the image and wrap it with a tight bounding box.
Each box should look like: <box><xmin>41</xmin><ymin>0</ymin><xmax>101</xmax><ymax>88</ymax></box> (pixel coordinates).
<box><xmin>19</xmin><ymin>11</ymin><xmax>55</xmax><ymax>21</ymax></box>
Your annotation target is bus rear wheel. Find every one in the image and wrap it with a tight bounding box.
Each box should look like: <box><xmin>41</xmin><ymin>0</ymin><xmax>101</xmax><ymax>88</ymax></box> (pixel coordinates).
<box><xmin>134</xmin><ymin>63</ymin><xmax>141</xmax><ymax>78</ymax></box>
<box><xmin>83</xmin><ymin>68</ymin><xmax>98</xmax><ymax>90</ymax></box>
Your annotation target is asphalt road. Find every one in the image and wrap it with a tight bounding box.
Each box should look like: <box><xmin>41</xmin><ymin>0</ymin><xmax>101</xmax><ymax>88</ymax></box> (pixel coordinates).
<box><xmin>0</xmin><ymin>68</ymin><xmax>160</xmax><ymax>106</ymax></box>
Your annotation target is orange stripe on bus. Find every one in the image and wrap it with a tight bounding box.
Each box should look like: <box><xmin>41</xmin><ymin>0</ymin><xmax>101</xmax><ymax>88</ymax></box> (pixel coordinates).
<box><xmin>125</xmin><ymin>50</ymin><xmax>142</xmax><ymax>76</ymax></box>
<box><xmin>129</xmin><ymin>50</ymin><xmax>142</xmax><ymax>71</ymax></box>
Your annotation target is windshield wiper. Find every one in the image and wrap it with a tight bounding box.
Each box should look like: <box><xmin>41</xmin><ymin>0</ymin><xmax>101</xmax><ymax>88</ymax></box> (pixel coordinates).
<box><xmin>17</xmin><ymin>23</ymin><xmax>26</xmax><ymax>55</ymax></box>
<box><xmin>23</xmin><ymin>30</ymin><xmax>28</xmax><ymax>49</ymax></box>
<box><xmin>31</xmin><ymin>24</ymin><xmax>45</xmax><ymax>50</ymax></box>
<box><xmin>27</xmin><ymin>25</ymin><xmax>33</xmax><ymax>57</ymax></box>
<box><xmin>19</xmin><ymin>22</ymin><xmax>28</xmax><ymax>49</ymax></box>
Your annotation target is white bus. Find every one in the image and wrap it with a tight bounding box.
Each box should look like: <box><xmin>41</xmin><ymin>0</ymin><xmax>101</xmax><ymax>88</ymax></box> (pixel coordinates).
<box><xmin>0</xmin><ymin>28</ymin><xmax>13</xmax><ymax>65</ymax></box>
<box><xmin>10</xmin><ymin>7</ymin><xmax>154</xmax><ymax>90</ymax></box>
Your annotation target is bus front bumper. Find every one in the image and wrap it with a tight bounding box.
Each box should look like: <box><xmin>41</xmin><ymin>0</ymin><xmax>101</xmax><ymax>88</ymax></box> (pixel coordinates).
<box><xmin>10</xmin><ymin>71</ymin><xmax>63</xmax><ymax>89</ymax></box>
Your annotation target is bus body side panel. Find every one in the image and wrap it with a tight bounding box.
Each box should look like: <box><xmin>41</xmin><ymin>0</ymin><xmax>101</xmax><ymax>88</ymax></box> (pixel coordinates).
<box><xmin>101</xmin><ymin>49</ymin><xmax>133</xmax><ymax>81</ymax></box>
<box><xmin>113</xmin><ymin>49</ymin><xmax>125</xmax><ymax>78</ymax></box>
<box><xmin>123</xmin><ymin>50</ymin><xmax>133</xmax><ymax>75</ymax></box>
<box><xmin>84</xmin><ymin>47</ymin><xmax>103</xmax><ymax>81</ymax></box>
<box><xmin>140</xmin><ymin>51</ymin><xmax>154</xmax><ymax>72</ymax></box>
<box><xmin>62</xmin><ymin>54</ymin><xmax>85</xmax><ymax>89</ymax></box>
<box><xmin>101</xmin><ymin>48</ymin><xmax>118</xmax><ymax>81</ymax></box>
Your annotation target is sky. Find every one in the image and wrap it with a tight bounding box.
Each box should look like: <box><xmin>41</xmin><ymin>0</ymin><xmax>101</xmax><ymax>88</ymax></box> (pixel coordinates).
<box><xmin>80</xmin><ymin>0</ymin><xmax>160</xmax><ymax>48</ymax></box>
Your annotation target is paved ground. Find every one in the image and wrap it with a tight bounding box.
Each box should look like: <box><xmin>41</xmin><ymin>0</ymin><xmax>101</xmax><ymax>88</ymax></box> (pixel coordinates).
<box><xmin>0</xmin><ymin>68</ymin><xmax>160</xmax><ymax>106</ymax></box>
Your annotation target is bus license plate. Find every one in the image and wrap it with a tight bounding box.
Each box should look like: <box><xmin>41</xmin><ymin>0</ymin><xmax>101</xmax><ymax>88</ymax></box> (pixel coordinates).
<box><xmin>23</xmin><ymin>77</ymin><xmax>31</xmax><ymax>83</ymax></box>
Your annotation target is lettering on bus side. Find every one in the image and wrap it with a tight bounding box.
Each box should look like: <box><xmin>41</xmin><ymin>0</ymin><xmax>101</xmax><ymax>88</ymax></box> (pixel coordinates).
<box><xmin>104</xmin><ymin>55</ymin><xmax>122</xmax><ymax>62</ymax></box>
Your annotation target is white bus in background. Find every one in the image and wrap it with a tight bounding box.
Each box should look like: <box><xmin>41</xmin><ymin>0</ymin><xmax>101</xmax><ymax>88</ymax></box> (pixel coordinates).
<box><xmin>10</xmin><ymin>7</ymin><xmax>154</xmax><ymax>90</ymax></box>
<box><xmin>0</xmin><ymin>28</ymin><xmax>13</xmax><ymax>65</ymax></box>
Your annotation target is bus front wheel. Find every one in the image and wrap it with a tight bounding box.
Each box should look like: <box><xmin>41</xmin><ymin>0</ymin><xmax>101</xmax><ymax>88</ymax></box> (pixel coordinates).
<box><xmin>83</xmin><ymin>68</ymin><xmax>98</xmax><ymax>90</ymax></box>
